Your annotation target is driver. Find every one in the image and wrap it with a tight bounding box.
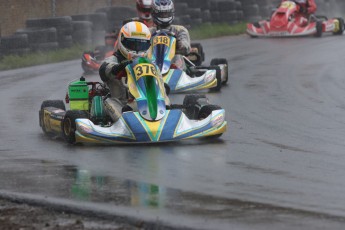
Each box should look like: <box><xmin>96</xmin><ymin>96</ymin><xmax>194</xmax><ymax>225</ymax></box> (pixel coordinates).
<box><xmin>282</xmin><ymin>0</ymin><xmax>317</xmax><ymax>16</ymax></box>
<box><xmin>98</xmin><ymin>21</ymin><xmax>152</xmax><ymax>122</ymax></box>
<box><xmin>150</xmin><ymin>0</ymin><xmax>191</xmax><ymax>69</ymax></box>
<box><xmin>122</xmin><ymin>0</ymin><xmax>155</xmax><ymax>28</ymax></box>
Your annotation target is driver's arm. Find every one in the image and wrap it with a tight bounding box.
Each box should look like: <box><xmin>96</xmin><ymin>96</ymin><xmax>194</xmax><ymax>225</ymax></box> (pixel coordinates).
<box><xmin>307</xmin><ymin>0</ymin><xmax>317</xmax><ymax>14</ymax></box>
<box><xmin>173</xmin><ymin>25</ymin><xmax>191</xmax><ymax>56</ymax></box>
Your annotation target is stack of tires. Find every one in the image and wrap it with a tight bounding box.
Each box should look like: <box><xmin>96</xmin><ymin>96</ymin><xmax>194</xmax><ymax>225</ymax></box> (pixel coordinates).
<box><xmin>175</xmin><ymin>0</ymin><xmax>245</xmax><ymax>26</ymax></box>
<box><xmin>0</xmin><ymin>34</ymin><xmax>30</xmax><ymax>57</ymax></box>
<box><xmin>15</xmin><ymin>27</ymin><xmax>58</xmax><ymax>52</ymax></box>
<box><xmin>25</xmin><ymin>16</ymin><xmax>73</xmax><ymax>49</ymax></box>
<box><xmin>71</xmin><ymin>13</ymin><xmax>107</xmax><ymax>47</ymax></box>
<box><xmin>95</xmin><ymin>6</ymin><xmax>137</xmax><ymax>33</ymax></box>
<box><xmin>174</xmin><ymin>2</ymin><xmax>191</xmax><ymax>27</ymax></box>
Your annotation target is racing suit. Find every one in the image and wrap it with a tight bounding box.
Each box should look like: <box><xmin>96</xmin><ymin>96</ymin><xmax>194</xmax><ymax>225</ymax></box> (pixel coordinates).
<box><xmin>99</xmin><ymin>50</ymin><xmax>171</xmax><ymax>122</ymax></box>
<box><xmin>150</xmin><ymin>25</ymin><xmax>191</xmax><ymax>69</ymax></box>
<box><xmin>282</xmin><ymin>0</ymin><xmax>317</xmax><ymax>27</ymax></box>
<box><xmin>99</xmin><ymin>51</ymin><xmax>132</xmax><ymax>122</ymax></box>
<box><xmin>282</xmin><ymin>0</ymin><xmax>317</xmax><ymax>15</ymax></box>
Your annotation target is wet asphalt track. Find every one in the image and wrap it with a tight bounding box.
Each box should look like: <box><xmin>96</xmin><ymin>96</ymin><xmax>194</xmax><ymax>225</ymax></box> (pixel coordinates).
<box><xmin>1</xmin><ymin>34</ymin><xmax>345</xmax><ymax>229</ymax></box>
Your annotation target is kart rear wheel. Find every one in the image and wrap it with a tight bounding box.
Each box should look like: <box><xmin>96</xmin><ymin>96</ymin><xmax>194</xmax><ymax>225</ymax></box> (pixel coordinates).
<box><xmin>333</xmin><ymin>17</ymin><xmax>344</xmax><ymax>35</ymax></box>
<box><xmin>198</xmin><ymin>105</ymin><xmax>223</xmax><ymax>138</ymax></box>
<box><xmin>210</xmin><ymin>58</ymin><xmax>229</xmax><ymax>85</ymax></box>
<box><xmin>39</xmin><ymin>100</ymin><xmax>65</xmax><ymax>135</ymax></box>
<box><xmin>209</xmin><ymin>66</ymin><xmax>222</xmax><ymax>91</ymax></box>
<box><xmin>62</xmin><ymin>110</ymin><xmax>89</xmax><ymax>144</ymax></box>
<box><xmin>315</xmin><ymin>21</ymin><xmax>323</xmax><ymax>37</ymax></box>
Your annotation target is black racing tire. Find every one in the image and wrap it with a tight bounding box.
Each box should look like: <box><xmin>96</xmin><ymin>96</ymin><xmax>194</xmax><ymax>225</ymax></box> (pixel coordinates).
<box><xmin>210</xmin><ymin>58</ymin><xmax>229</xmax><ymax>85</ymax></box>
<box><xmin>40</xmin><ymin>100</ymin><xmax>65</xmax><ymax>111</ymax></box>
<box><xmin>218</xmin><ymin>1</ymin><xmax>237</xmax><ymax>12</ymax></box>
<box><xmin>198</xmin><ymin>105</ymin><xmax>222</xmax><ymax>120</ymax></box>
<box><xmin>183</xmin><ymin>94</ymin><xmax>207</xmax><ymax>119</ymax></box>
<box><xmin>39</xmin><ymin>100</ymin><xmax>65</xmax><ymax>134</ymax></box>
<box><xmin>333</xmin><ymin>17</ymin><xmax>344</xmax><ymax>35</ymax></box>
<box><xmin>209</xmin><ymin>66</ymin><xmax>222</xmax><ymax>91</ymax></box>
<box><xmin>183</xmin><ymin>94</ymin><xmax>207</xmax><ymax>107</ymax></box>
<box><xmin>62</xmin><ymin>110</ymin><xmax>89</xmax><ymax>144</ymax></box>
<box><xmin>71</xmin><ymin>13</ymin><xmax>107</xmax><ymax>31</ymax></box>
<box><xmin>198</xmin><ymin>105</ymin><xmax>223</xmax><ymax>138</ymax></box>
<box><xmin>315</xmin><ymin>21</ymin><xmax>323</xmax><ymax>37</ymax></box>
<box><xmin>72</xmin><ymin>21</ymin><xmax>93</xmax><ymax>31</ymax></box>
<box><xmin>164</xmin><ymin>83</ymin><xmax>171</xmax><ymax>96</ymax></box>
<box><xmin>0</xmin><ymin>34</ymin><xmax>29</xmax><ymax>49</ymax></box>
<box><xmin>26</xmin><ymin>17</ymin><xmax>72</xmax><ymax>28</ymax></box>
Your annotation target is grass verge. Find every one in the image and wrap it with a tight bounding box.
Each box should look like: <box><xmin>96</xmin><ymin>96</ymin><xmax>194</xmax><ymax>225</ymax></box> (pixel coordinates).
<box><xmin>0</xmin><ymin>23</ymin><xmax>247</xmax><ymax>71</ymax></box>
<box><xmin>0</xmin><ymin>45</ymin><xmax>88</xmax><ymax>71</ymax></box>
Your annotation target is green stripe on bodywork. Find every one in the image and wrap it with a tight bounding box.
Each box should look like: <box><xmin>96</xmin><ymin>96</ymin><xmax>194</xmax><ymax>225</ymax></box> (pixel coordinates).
<box><xmin>145</xmin><ymin>76</ymin><xmax>157</xmax><ymax>120</ymax></box>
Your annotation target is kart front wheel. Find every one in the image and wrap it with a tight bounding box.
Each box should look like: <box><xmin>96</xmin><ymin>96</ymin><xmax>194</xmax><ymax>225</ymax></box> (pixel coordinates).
<box><xmin>210</xmin><ymin>58</ymin><xmax>229</xmax><ymax>85</ymax></box>
<box><xmin>315</xmin><ymin>21</ymin><xmax>323</xmax><ymax>37</ymax></box>
<box><xmin>183</xmin><ymin>94</ymin><xmax>208</xmax><ymax>119</ymax></box>
<box><xmin>62</xmin><ymin>110</ymin><xmax>88</xmax><ymax>144</ymax></box>
<box><xmin>209</xmin><ymin>66</ymin><xmax>222</xmax><ymax>91</ymax></box>
<box><xmin>198</xmin><ymin>105</ymin><xmax>223</xmax><ymax>138</ymax></box>
<box><xmin>39</xmin><ymin>100</ymin><xmax>65</xmax><ymax>135</ymax></box>
<box><xmin>333</xmin><ymin>17</ymin><xmax>344</xmax><ymax>35</ymax></box>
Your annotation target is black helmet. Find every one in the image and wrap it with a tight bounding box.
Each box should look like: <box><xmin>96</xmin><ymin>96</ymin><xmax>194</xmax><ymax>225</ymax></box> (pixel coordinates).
<box><xmin>152</xmin><ymin>0</ymin><xmax>174</xmax><ymax>27</ymax></box>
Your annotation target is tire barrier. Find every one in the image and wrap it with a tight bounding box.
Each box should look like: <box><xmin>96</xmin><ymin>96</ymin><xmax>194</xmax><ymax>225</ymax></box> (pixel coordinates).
<box><xmin>25</xmin><ymin>16</ymin><xmax>73</xmax><ymax>49</ymax></box>
<box><xmin>1</xmin><ymin>0</ymin><xmax>345</xmax><ymax>57</ymax></box>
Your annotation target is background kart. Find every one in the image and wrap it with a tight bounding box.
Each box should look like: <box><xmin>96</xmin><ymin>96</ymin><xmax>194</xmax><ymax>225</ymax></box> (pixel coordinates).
<box><xmin>81</xmin><ymin>32</ymin><xmax>117</xmax><ymax>74</ymax></box>
<box><xmin>39</xmin><ymin>58</ymin><xmax>227</xmax><ymax>144</ymax></box>
<box><xmin>247</xmin><ymin>0</ymin><xmax>344</xmax><ymax>38</ymax></box>
<box><xmin>149</xmin><ymin>30</ymin><xmax>228</xmax><ymax>93</ymax></box>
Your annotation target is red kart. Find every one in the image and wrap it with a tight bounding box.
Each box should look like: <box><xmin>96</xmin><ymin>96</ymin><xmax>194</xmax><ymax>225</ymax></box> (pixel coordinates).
<box><xmin>247</xmin><ymin>0</ymin><xmax>344</xmax><ymax>38</ymax></box>
<box><xmin>81</xmin><ymin>33</ymin><xmax>117</xmax><ymax>74</ymax></box>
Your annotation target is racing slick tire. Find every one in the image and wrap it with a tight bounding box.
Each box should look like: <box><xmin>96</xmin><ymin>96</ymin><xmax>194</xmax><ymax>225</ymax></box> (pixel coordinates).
<box><xmin>210</xmin><ymin>58</ymin><xmax>229</xmax><ymax>85</ymax></box>
<box><xmin>209</xmin><ymin>66</ymin><xmax>222</xmax><ymax>91</ymax></box>
<box><xmin>183</xmin><ymin>94</ymin><xmax>208</xmax><ymax>119</ymax></box>
<box><xmin>164</xmin><ymin>83</ymin><xmax>171</xmax><ymax>96</ymax></box>
<box><xmin>315</xmin><ymin>21</ymin><xmax>323</xmax><ymax>37</ymax></box>
<box><xmin>62</xmin><ymin>110</ymin><xmax>89</xmax><ymax>144</ymax></box>
<box><xmin>198</xmin><ymin>105</ymin><xmax>223</xmax><ymax>138</ymax></box>
<box><xmin>39</xmin><ymin>100</ymin><xmax>65</xmax><ymax>135</ymax></box>
<box><xmin>333</xmin><ymin>17</ymin><xmax>344</xmax><ymax>35</ymax></box>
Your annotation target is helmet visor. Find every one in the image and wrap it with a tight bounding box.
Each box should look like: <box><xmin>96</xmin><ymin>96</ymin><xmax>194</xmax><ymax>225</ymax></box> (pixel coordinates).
<box><xmin>122</xmin><ymin>37</ymin><xmax>151</xmax><ymax>52</ymax></box>
<box><xmin>138</xmin><ymin>7</ymin><xmax>152</xmax><ymax>13</ymax></box>
<box><xmin>153</xmin><ymin>10</ymin><xmax>174</xmax><ymax>19</ymax></box>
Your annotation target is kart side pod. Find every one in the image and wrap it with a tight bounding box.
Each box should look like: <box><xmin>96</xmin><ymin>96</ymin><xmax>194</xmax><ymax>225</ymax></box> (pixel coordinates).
<box><xmin>68</xmin><ymin>77</ymin><xmax>89</xmax><ymax>111</ymax></box>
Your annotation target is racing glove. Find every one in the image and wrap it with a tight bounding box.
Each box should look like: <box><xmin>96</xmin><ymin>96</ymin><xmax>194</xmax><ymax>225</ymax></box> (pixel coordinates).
<box><xmin>111</xmin><ymin>60</ymin><xmax>132</xmax><ymax>76</ymax></box>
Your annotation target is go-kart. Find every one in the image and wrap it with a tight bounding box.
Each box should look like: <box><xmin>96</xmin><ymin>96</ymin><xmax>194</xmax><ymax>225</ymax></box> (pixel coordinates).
<box><xmin>148</xmin><ymin>30</ymin><xmax>228</xmax><ymax>92</ymax></box>
<box><xmin>39</xmin><ymin>57</ymin><xmax>227</xmax><ymax>144</ymax></box>
<box><xmin>81</xmin><ymin>32</ymin><xmax>117</xmax><ymax>74</ymax></box>
<box><xmin>246</xmin><ymin>0</ymin><xmax>344</xmax><ymax>38</ymax></box>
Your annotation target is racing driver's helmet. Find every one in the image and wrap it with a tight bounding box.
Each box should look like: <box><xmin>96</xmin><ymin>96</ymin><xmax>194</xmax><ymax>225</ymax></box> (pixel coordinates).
<box><xmin>152</xmin><ymin>0</ymin><xmax>174</xmax><ymax>28</ymax></box>
<box><xmin>136</xmin><ymin>0</ymin><xmax>153</xmax><ymax>20</ymax></box>
<box><xmin>117</xmin><ymin>21</ymin><xmax>151</xmax><ymax>60</ymax></box>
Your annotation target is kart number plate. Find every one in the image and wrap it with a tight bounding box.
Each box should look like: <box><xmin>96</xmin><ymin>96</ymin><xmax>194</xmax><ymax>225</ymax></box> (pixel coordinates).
<box><xmin>153</xmin><ymin>36</ymin><xmax>170</xmax><ymax>46</ymax></box>
<box><xmin>134</xmin><ymin>63</ymin><xmax>158</xmax><ymax>80</ymax></box>
<box><xmin>269</xmin><ymin>31</ymin><xmax>288</xmax><ymax>36</ymax></box>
